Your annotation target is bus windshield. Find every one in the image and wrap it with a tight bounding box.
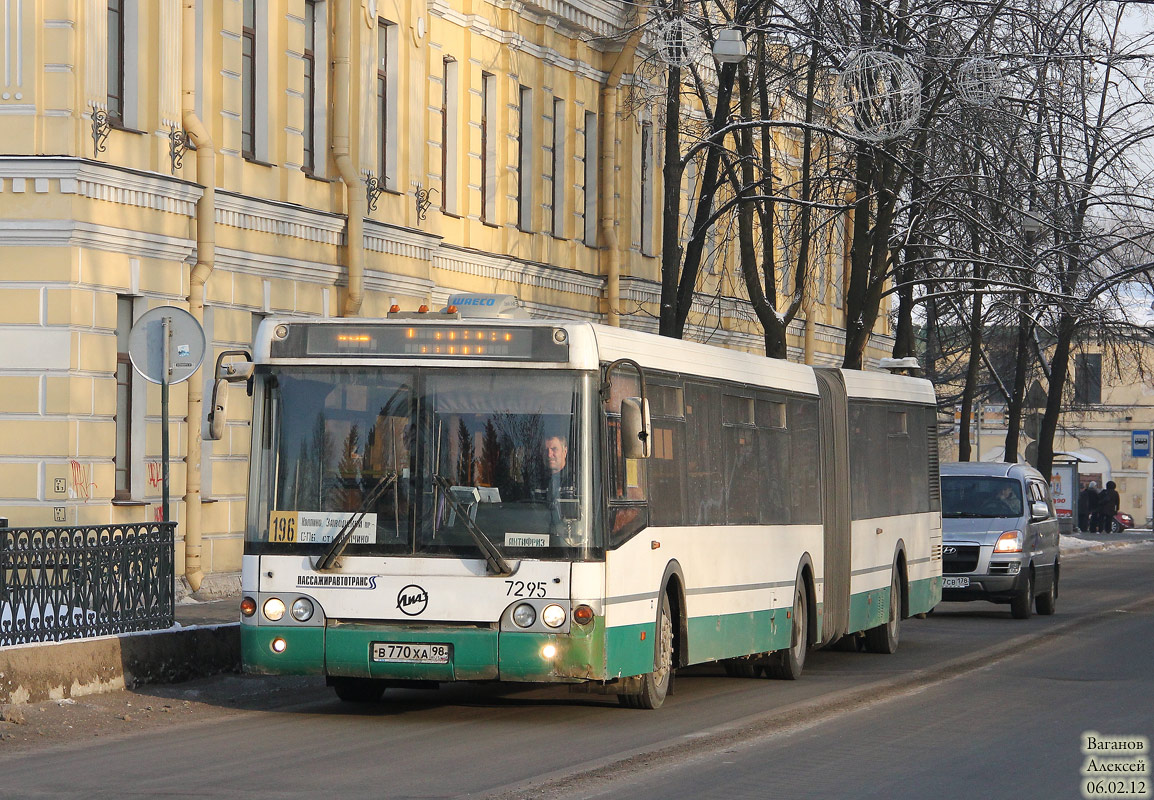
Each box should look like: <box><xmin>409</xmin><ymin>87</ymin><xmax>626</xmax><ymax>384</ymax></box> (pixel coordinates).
<box><xmin>249</xmin><ymin>367</ymin><xmax>595</xmax><ymax>559</ymax></box>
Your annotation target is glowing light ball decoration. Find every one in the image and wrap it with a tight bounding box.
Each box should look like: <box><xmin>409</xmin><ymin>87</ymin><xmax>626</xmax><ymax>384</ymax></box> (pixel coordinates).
<box><xmin>652</xmin><ymin>15</ymin><xmax>700</xmax><ymax>68</ymax></box>
<box><xmin>837</xmin><ymin>50</ymin><xmax>922</xmax><ymax>143</ymax></box>
<box><xmin>956</xmin><ymin>57</ymin><xmax>1004</xmax><ymax>107</ymax></box>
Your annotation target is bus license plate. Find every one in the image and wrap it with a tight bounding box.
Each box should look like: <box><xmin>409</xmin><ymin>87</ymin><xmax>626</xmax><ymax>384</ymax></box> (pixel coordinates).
<box><xmin>372</xmin><ymin>642</ymin><xmax>451</xmax><ymax>664</ymax></box>
<box><xmin>942</xmin><ymin>576</ymin><xmax>970</xmax><ymax>588</ymax></box>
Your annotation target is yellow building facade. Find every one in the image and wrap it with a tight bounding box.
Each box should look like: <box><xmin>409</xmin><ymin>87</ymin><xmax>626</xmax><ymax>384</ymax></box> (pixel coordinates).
<box><xmin>0</xmin><ymin>0</ymin><xmax>883</xmax><ymax>586</ymax></box>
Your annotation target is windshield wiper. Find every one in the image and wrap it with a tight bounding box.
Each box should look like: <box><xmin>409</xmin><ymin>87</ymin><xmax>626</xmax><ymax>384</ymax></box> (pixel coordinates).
<box><xmin>944</xmin><ymin>511</ymin><xmax>993</xmax><ymax>518</ymax></box>
<box><xmin>313</xmin><ymin>471</ymin><xmax>398</xmax><ymax>570</ymax></box>
<box><xmin>432</xmin><ymin>474</ymin><xmax>513</xmax><ymax>576</ymax></box>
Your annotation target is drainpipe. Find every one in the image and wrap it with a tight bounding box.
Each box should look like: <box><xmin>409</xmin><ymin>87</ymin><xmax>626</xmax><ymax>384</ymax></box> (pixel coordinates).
<box><xmin>334</xmin><ymin>0</ymin><xmax>365</xmax><ymax>316</ymax></box>
<box><xmin>182</xmin><ymin>0</ymin><xmax>215</xmax><ymax>592</ymax></box>
<box><xmin>598</xmin><ymin>17</ymin><xmax>648</xmax><ymax>327</ymax></box>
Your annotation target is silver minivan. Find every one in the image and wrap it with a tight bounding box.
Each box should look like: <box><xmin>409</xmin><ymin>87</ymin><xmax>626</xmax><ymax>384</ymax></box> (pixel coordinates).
<box><xmin>939</xmin><ymin>462</ymin><xmax>1060</xmax><ymax>618</ymax></box>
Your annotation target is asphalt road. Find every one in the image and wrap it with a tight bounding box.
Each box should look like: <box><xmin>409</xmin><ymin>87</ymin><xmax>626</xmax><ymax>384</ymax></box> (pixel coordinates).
<box><xmin>0</xmin><ymin>541</ymin><xmax>1150</xmax><ymax>800</ymax></box>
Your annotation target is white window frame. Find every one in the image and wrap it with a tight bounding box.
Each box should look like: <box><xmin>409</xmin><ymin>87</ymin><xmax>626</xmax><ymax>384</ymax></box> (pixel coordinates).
<box><xmin>377</xmin><ymin>17</ymin><xmax>399</xmax><ymax>190</ymax></box>
<box><xmin>301</xmin><ymin>0</ymin><xmax>329</xmax><ymax>177</ymax></box>
<box><xmin>583</xmin><ymin>110</ymin><xmax>598</xmax><ymax>247</ymax></box>
<box><xmin>441</xmin><ymin>57</ymin><xmax>459</xmax><ymax>214</ymax></box>
<box><xmin>518</xmin><ymin>85</ymin><xmax>533</xmax><ymax>231</ymax></box>
<box><xmin>551</xmin><ymin>96</ymin><xmax>566</xmax><ymax>238</ymax></box>
<box><xmin>481</xmin><ymin>72</ymin><xmax>497</xmax><ymax>224</ymax></box>
<box><xmin>640</xmin><ymin>120</ymin><xmax>654</xmax><ymax>257</ymax></box>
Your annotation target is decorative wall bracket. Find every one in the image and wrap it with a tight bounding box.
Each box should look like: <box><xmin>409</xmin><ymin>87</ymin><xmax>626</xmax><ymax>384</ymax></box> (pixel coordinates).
<box><xmin>366</xmin><ymin>172</ymin><xmax>386</xmax><ymax>212</ymax></box>
<box><xmin>91</xmin><ymin>109</ymin><xmax>111</xmax><ymax>157</ymax></box>
<box><xmin>169</xmin><ymin>125</ymin><xmax>191</xmax><ymax>174</ymax></box>
<box><xmin>414</xmin><ymin>184</ymin><xmax>438</xmax><ymax>223</ymax></box>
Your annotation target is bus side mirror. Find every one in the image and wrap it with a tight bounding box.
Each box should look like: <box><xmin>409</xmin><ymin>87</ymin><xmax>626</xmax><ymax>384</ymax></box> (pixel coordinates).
<box><xmin>620</xmin><ymin>397</ymin><xmax>652</xmax><ymax>459</ymax></box>
<box><xmin>205</xmin><ymin>350</ymin><xmax>255</xmax><ymax>441</ymax></box>
<box><xmin>206</xmin><ymin>379</ymin><xmax>229</xmax><ymax>441</ymax></box>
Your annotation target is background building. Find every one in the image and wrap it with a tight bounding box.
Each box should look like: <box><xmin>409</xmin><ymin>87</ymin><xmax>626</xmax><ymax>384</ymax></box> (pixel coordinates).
<box><xmin>0</xmin><ymin>0</ymin><xmax>888</xmax><ymax>588</ymax></box>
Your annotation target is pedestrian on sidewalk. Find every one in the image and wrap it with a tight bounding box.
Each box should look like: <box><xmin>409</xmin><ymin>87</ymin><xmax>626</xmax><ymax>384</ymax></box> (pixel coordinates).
<box><xmin>1079</xmin><ymin>481</ymin><xmax>1098</xmax><ymax>532</ymax></box>
<box><xmin>1097</xmin><ymin>480</ymin><xmax>1121</xmax><ymax>533</ymax></box>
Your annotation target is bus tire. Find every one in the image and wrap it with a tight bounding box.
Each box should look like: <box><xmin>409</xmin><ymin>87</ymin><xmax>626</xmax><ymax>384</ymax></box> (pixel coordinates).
<box><xmin>766</xmin><ymin>579</ymin><xmax>808</xmax><ymax>680</ymax></box>
<box><xmin>331</xmin><ymin>677</ymin><xmax>386</xmax><ymax>703</ymax></box>
<box><xmin>618</xmin><ymin>592</ymin><xmax>674</xmax><ymax>709</ymax></box>
<box><xmin>865</xmin><ymin>568</ymin><xmax>902</xmax><ymax>654</ymax></box>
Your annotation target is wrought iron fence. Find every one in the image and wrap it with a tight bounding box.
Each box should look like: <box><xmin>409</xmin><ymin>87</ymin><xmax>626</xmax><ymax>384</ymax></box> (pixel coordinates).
<box><xmin>0</xmin><ymin>522</ymin><xmax>175</xmax><ymax>647</ymax></box>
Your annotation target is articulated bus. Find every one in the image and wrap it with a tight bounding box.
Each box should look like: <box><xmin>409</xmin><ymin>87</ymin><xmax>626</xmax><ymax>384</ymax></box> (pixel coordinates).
<box><xmin>221</xmin><ymin>298</ymin><xmax>941</xmax><ymax>709</ymax></box>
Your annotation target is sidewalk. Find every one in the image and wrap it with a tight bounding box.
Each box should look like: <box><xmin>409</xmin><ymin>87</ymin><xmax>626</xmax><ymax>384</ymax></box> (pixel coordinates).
<box><xmin>0</xmin><ymin>581</ymin><xmax>241</xmax><ymax>706</ymax></box>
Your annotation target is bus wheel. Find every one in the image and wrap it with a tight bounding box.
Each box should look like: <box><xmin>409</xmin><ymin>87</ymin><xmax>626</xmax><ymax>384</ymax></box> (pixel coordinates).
<box><xmin>766</xmin><ymin>579</ymin><xmax>807</xmax><ymax>680</ymax></box>
<box><xmin>331</xmin><ymin>677</ymin><xmax>386</xmax><ymax>703</ymax></box>
<box><xmin>619</xmin><ymin>592</ymin><xmax>674</xmax><ymax>709</ymax></box>
<box><xmin>865</xmin><ymin>569</ymin><xmax>902</xmax><ymax>654</ymax></box>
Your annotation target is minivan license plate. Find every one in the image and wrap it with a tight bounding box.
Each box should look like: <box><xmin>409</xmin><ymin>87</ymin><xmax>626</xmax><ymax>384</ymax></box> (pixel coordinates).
<box><xmin>942</xmin><ymin>576</ymin><xmax>970</xmax><ymax>588</ymax></box>
<box><xmin>372</xmin><ymin>642</ymin><xmax>450</xmax><ymax>664</ymax></box>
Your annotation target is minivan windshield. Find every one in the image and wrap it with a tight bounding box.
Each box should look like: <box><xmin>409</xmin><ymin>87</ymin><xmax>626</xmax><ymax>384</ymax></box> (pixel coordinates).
<box><xmin>248</xmin><ymin>367</ymin><xmax>596</xmax><ymax>559</ymax></box>
<box><xmin>941</xmin><ymin>476</ymin><xmax>1023</xmax><ymax>518</ymax></box>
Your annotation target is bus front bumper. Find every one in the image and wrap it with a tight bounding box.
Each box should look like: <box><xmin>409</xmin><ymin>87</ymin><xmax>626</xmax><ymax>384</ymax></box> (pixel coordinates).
<box><xmin>241</xmin><ymin>619</ymin><xmax>607</xmax><ymax>683</ymax></box>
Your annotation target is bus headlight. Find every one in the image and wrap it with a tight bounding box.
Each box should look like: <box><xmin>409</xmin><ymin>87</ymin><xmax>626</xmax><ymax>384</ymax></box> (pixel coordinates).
<box><xmin>291</xmin><ymin>598</ymin><xmax>314</xmax><ymax>622</ymax></box>
<box><xmin>263</xmin><ymin>597</ymin><xmax>286</xmax><ymax>622</ymax></box>
<box><xmin>541</xmin><ymin>604</ymin><xmax>567</xmax><ymax>628</ymax></box>
<box><xmin>513</xmin><ymin>603</ymin><xmax>536</xmax><ymax>628</ymax></box>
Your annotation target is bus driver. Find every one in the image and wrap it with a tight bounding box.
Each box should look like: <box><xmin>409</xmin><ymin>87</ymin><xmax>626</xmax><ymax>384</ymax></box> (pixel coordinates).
<box><xmin>541</xmin><ymin>433</ymin><xmax>576</xmax><ymax>542</ymax></box>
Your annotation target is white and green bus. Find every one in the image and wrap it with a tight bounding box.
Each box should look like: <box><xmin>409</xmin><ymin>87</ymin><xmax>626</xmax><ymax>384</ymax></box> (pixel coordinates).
<box><xmin>221</xmin><ymin>298</ymin><xmax>941</xmax><ymax>708</ymax></box>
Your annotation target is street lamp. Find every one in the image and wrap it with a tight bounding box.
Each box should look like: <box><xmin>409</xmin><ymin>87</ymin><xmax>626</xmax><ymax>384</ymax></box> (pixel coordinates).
<box><xmin>712</xmin><ymin>28</ymin><xmax>748</xmax><ymax>64</ymax></box>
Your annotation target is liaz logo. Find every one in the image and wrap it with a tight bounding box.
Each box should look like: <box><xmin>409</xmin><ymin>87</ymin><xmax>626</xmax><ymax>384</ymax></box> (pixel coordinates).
<box><xmin>397</xmin><ymin>584</ymin><xmax>429</xmax><ymax>616</ymax></box>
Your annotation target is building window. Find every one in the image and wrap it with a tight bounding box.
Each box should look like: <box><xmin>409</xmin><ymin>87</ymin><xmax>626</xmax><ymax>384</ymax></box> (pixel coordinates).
<box><xmin>1074</xmin><ymin>353</ymin><xmax>1102</xmax><ymax>405</ymax></box>
<box><xmin>302</xmin><ymin>0</ymin><xmax>318</xmax><ymax>173</ymax></box>
<box><xmin>376</xmin><ymin>18</ymin><xmax>398</xmax><ymax>190</ymax></box>
<box><xmin>442</xmin><ymin>57</ymin><xmax>458</xmax><ymax>214</ymax></box>
<box><xmin>481</xmin><ymin>72</ymin><xmax>496</xmax><ymax>224</ymax></box>
<box><xmin>640</xmin><ymin>121</ymin><xmax>654</xmax><ymax>256</ymax></box>
<box><xmin>583</xmin><ymin>111</ymin><xmax>598</xmax><ymax>247</ymax></box>
<box><xmin>517</xmin><ymin>85</ymin><xmax>533</xmax><ymax>231</ymax></box>
<box><xmin>241</xmin><ymin>0</ymin><xmax>257</xmax><ymax>158</ymax></box>
<box><xmin>114</xmin><ymin>296</ymin><xmax>134</xmax><ymax>499</ymax></box>
<box><xmin>107</xmin><ymin>0</ymin><xmax>125</xmax><ymax>122</ymax></box>
<box><xmin>551</xmin><ymin>97</ymin><xmax>566</xmax><ymax>238</ymax></box>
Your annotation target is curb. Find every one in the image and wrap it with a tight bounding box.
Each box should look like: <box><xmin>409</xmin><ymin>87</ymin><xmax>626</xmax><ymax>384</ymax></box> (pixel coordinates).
<box><xmin>0</xmin><ymin>624</ymin><xmax>239</xmax><ymax>706</ymax></box>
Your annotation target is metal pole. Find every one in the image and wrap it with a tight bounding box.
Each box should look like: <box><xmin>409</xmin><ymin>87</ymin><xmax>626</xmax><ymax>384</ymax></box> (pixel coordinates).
<box><xmin>161</xmin><ymin>316</ymin><xmax>171</xmax><ymax>524</ymax></box>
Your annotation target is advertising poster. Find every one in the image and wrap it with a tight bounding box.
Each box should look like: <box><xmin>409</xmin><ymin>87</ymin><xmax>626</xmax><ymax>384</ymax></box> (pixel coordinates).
<box><xmin>1050</xmin><ymin>463</ymin><xmax>1075</xmax><ymax>519</ymax></box>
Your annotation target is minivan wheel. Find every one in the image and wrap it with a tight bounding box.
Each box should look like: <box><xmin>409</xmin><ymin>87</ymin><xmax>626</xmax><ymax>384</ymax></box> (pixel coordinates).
<box><xmin>1011</xmin><ymin>569</ymin><xmax>1034</xmax><ymax>619</ymax></box>
<box><xmin>1036</xmin><ymin>565</ymin><xmax>1058</xmax><ymax>615</ymax></box>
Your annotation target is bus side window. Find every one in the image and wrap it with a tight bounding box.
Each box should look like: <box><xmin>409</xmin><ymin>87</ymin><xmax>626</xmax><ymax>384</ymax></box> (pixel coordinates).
<box><xmin>605</xmin><ymin>373</ymin><xmax>648</xmax><ymax>544</ymax></box>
